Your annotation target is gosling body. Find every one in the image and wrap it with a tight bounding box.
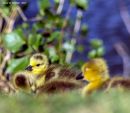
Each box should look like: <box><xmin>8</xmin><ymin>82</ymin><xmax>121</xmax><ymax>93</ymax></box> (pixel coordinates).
<box><xmin>81</xmin><ymin>58</ymin><xmax>110</xmax><ymax>95</ymax></box>
<box><xmin>23</xmin><ymin>53</ymin><xmax>83</xmax><ymax>92</ymax></box>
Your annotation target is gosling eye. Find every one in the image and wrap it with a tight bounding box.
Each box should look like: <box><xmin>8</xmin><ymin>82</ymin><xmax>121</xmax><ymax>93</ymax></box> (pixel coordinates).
<box><xmin>36</xmin><ymin>64</ymin><xmax>41</xmax><ymax>67</ymax></box>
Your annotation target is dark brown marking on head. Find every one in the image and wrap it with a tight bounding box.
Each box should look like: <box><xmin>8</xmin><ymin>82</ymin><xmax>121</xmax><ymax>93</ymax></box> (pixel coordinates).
<box><xmin>34</xmin><ymin>55</ymin><xmax>43</xmax><ymax>60</ymax></box>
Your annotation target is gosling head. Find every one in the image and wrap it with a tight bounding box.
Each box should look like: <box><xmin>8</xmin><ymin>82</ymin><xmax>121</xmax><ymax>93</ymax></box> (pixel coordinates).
<box><xmin>81</xmin><ymin>58</ymin><xmax>109</xmax><ymax>82</ymax></box>
<box><xmin>25</xmin><ymin>53</ymin><xmax>49</xmax><ymax>75</ymax></box>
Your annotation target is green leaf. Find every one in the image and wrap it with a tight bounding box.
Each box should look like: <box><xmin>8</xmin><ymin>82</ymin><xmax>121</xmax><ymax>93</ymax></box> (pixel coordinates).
<box><xmin>47</xmin><ymin>31</ymin><xmax>61</xmax><ymax>42</ymax></box>
<box><xmin>88</xmin><ymin>50</ymin><xmax>97</xmax><ymax>58</ymax></box>
<box><xmin>39</xmin><ymin>0</ymin><xmax>50</xmax><ymax>9</ymax></box>
<box><xmin>54</xmin><ymin>0</ymin><xmax>60</xmax><ymax>4</ymax></box>
<box><xmin>28</xmin><ymin>34</ymin><xmax>42</xmax><ymax>50</ymax></box>
<box><xmin>48</xmin><ymin>47</ymin><xmax>59</xmax><ymax>62</ymax></box>
<box><xmin>3</xmin><ymin>32</ymin><xmax>25</xmax><ymax>53</ymax></box>
<box><xmin>33</xmin><ymin>22</ymin><xmax>44</xmax><ymax>30</ymax></box>
<box><xmin>81</xmin><ymin>24</ymin><xmax>88</xmax><ymax>35</ymax></box>
<box><xmin>6</xmin><ymin>56</ymin><xmax>29</xmax><ymax>74</ymax></box>
<box><xmin>96</xmin><ymin>47</ymin><xmax>105</xmax><ymax>57</ymax></box>
<box><xmin>45</xmin><ymin>22</ymin><xmax>53</xmax><ymax>29</ymax></box>
<box><xmin>35</xmin><ymin>34</ymin><xmax>42</xmax><ymax>48</ymax></box>
<box><xmin>77</xmin><ymin>45</ymin><xmax>84</xmax><ymax>53</ymax></box>
<box><xmin>28</xmin><ymin>34</ymin><xmax>35</xmax><ymax>45</ymax></box>
<box><xmin>2</xmin><ymin>8</ymin><xmax>10</xmax><ymax>17</ymax></box>
<box><xmin>38</xmin><ymin>0</ymin><xmax>50</xmax><ymax>16</ymax></box>
<box><xmin>76</xmin><ymin>0</ymin><xmax>88</xmax><ymax>10</ymax></box>
<box><xmin>63</xmin><ymin>41</ymin><xmax>75</xmax><ymax>52</ymax></box>
<box><xmin>90</xmin><ymin>39</ymin><xmax>103</xmax><ymax>49</ymax></box>
<box><xmin>22</xmin><ymin>23</ymin><xmax>29</xmax><ymax>29</ymax></box>
<box><xmin>14</xmin><ymin>28</ymin><xmax>25</xmax><ymax>40</ymax></box>
<box><xmin>70</xmin><ymin>0</ymin><xmax>75</xmax><ymax>6</ymax></box>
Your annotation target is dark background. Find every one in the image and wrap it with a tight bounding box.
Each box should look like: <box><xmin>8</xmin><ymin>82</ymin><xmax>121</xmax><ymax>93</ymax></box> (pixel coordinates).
<box><xmin>15</xmin><ymin>0</ymin><xmax>130</xmax><ymax>75</ymax></box>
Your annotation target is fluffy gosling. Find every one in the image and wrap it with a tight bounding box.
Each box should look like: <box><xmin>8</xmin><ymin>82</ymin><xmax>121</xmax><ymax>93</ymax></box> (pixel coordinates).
<box><xmin>79</xmin><ymin>58</ymin><xmax>110</xmax><ymax>96</ymax></box>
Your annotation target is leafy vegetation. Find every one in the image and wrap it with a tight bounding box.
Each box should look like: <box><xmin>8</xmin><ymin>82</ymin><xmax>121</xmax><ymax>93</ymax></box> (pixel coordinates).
<box><xmin>0</xmin><ymin>0</ymin><xmax>105</xmax><ymax>75</ymax></box>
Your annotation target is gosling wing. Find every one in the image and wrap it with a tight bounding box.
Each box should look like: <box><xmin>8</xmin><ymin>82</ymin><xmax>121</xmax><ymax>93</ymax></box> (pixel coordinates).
<box><xmin>45</xmin><ymin>64</ymin><xmax>82</xmax><ymax>81</ymax></box>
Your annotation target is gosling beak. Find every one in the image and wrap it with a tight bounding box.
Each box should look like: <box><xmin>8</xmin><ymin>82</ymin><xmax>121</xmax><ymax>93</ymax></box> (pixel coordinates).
<box><xmin>76</xmin><ymin>73</ymin><xmax>84</xmax><ymax>80</ymax></box>
<box><xmin>25</xmin><ymin>65</ymin><xmax>33</xmax><ymax>71</ymax></box>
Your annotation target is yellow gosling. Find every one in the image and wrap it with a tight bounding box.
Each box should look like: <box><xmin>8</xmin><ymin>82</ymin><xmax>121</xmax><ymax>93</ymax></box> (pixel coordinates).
<box><xmin>25</xmin><ymin>53</ymin><xmax>49</xmax><ymax>89</ymax></box>
<box><xmin>81</xmin><ymin>58</ymin><xmax>110</xmax><ymax>96</ymax></box>
<box><xmin>26</xmin><ymin>53</ymin><xmax>49</xmax><ymax>75</ymax></box>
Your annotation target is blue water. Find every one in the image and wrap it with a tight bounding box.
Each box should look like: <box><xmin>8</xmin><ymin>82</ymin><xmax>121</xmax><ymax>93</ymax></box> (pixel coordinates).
<box><xmin>14</xmin><ymin>0</ymin><xmax>130</xmax><ymax>75</ymax></box>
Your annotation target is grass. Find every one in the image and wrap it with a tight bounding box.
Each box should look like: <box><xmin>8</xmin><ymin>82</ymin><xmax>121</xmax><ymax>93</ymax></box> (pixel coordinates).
<box><xmin>0</xmin><ymin>90</ymin><xmax>130</xmax><ymax>113</ymax></box>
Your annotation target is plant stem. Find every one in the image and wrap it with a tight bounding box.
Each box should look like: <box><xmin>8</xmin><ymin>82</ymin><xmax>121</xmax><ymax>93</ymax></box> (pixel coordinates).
<box><xmin>3</xmin><ymin>7</ymin><xmax>18</xmax><ymax>33</ymax></box>
<box><xmin>58</xmin><ymin>5</ymin><xmax>72</xmax><ymax>63</ymax></box>
<box><xmin>0</xmin><ymin>50</ymin><xmax>11</xmax><ymax>76</ymax></box>
<box><xmin>73</xmin><ymin>9</ymin><xmax>83</xmax><ymax>34</ymax></box>
<box><xmin>119</xmin><ymin>0</ymin><xmax>130</xmax><ymax>34</ymax></box>
<box><xmin>0</xmin><ymin>13</ymin><xmax>3</xmax><ymax>32</ymax></box>
<box><xmin>66</xmin><ymin>9</ymin><xmax>83</xmax><ymax>63</ymax></box>
<box><xmin>114</xmin><ymin>42</ymin><xmax>130</xmax><ymax>77</ymax></box>
<box><xmin>56</xmin><ymin>0</ymin><xmax>65</xmax><ymax>15</ymax></box>
<box><xmin>17</xmin><ymin>6</ymin><xmax>27</xmax><ymax>21</ymax></box>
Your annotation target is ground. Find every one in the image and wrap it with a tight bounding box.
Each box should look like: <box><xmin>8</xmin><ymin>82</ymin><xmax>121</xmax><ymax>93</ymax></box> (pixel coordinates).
<box><xmin>0</xmin><ymin>89</ymin><xmax>130</xmax><ymax>113</ymax></box>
